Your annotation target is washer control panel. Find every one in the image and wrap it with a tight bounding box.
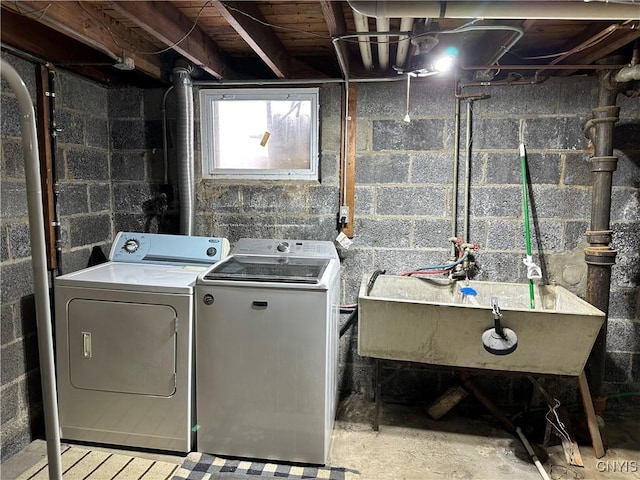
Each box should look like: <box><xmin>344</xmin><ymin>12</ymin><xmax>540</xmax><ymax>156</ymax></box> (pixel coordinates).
<box><xmin>231</xmin><ymin>238</ymin><xmax>338</xmax><ymax>260</ymax></box>
<box><xmin>110</xmin><ymin>232</ymin><xmax>230</xmax><ymax>265</ymax></box>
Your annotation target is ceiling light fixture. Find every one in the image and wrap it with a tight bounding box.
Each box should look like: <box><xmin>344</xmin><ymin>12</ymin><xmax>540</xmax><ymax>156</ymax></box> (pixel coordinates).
<box><xmin>433</xmin><ymin>46</ymin><xmax>460</xmax><ymax>72</ymax></box>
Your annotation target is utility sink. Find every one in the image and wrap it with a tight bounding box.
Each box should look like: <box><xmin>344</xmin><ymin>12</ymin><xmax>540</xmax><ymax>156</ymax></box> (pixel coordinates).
<box><xmin>357</xmin><ymin>275</ymin><xmax>605</xmax><ymax>376</ymax></box>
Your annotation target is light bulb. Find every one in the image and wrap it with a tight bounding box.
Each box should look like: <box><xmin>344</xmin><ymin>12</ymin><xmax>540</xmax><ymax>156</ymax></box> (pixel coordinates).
<box><xmin>434</xmin><ymin>55</ymin><xmax>454</xmax><ymax>72</ymax></box>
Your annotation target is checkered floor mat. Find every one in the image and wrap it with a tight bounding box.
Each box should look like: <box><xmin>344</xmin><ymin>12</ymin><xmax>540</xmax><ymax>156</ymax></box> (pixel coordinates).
<box><xmin>172</xmin><ymin>452</ymin><xmax>359</xmax><ymax>480</ymax></box>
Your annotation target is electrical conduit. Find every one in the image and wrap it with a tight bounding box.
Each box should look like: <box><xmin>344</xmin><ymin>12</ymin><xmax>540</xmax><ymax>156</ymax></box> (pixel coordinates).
<box><xmin>1</xmin><ymin>59</ymin><xmax>62</xmax><ymax>480</ymax></box>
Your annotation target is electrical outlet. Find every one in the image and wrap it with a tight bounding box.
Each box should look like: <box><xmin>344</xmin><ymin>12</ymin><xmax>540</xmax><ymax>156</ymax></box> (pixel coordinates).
<box><xmin>339</xmin><ymin>206</ymin><xmax>350</xmax><ymax>224</ymax></box>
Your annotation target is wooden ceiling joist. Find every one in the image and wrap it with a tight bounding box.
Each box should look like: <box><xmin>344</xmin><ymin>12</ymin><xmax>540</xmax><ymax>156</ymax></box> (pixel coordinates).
<box><xmin>8</xmin><ymin>1</ymin><xmax>163</xmax><ymax>80</ymax></box>
<box><xmin>212</xmin><ymin>1</ymin><xmax>293</xmax><ymax>78</ymax></box>
<box><xmin>557</xmin><ymin>27</ymin><xmax>640</xmax><ymax>76</ymax></box>
<box><xmin>473</xmin><ymin>20</ymin><xmax>537</xmax><ymax>68</ymax></box>
<box><xmin>110</xmin><ymin>1</ymin><xmax>236</xmax><ymax>80</ymax></box>
<box><xmin>319</xmin><ymin>0</ymin><xmax>350</xmax><ymax>77</ymax></box>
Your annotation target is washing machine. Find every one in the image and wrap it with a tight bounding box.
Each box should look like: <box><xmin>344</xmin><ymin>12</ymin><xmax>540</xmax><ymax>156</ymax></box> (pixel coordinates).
<box><xmin>196</xmin><ymin>238</ymin><xmax>341</xmax><ymax>464</ymax></box>
<box><xmin>55</xmin><ymin>232</ymin><xmax>229</xmax><ymax>452</ymax></box>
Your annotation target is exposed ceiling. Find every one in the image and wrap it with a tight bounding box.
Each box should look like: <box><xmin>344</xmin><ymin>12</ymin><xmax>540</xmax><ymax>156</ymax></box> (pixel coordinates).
<box><xmin>2</xmin><ymin>1</ymin><xmax>640</xmax><ymax>86</ymax></box>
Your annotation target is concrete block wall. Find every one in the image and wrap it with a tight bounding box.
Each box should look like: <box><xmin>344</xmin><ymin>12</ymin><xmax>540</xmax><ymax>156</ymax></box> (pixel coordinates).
<box><xmin>0</xmin><ymin>52</ymin><xmax>167</xmax><ymax>460</ymax></box>
<box><xmin>196</xmin><ymin>77</ymin><xmax>639</xmax><ymax>409</ymax></box>
<box><xmin>109</xmin><ymin>87</ymin><xmax>178</xmax><ymax>234</ymax></box>
<box><xmin>0</xmin><ymin>53</ymin><xmax>113</xmax><ymax>460</ymax></box>
<box><xmin>195</xmin><ymin>85</ymin><xmax>342</xmax><ymax>241</ymax></box>
<box><xmin>1</xmin><ymin>52</ymin><xmax>637</xmax><ymax>460</ymax></box>
<box><xmin>1</xmin><ymin>52</ymin><xmax>107</xmax><ymax>459</ymax></box>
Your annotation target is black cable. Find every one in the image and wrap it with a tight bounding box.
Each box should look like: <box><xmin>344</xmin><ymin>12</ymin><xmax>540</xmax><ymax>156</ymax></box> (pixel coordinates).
<box><xmin>366</xmin><ymin>269</ymin><xmax>386</xmax><ymax>295</ymax></box>
<box><xmin>340</xmin><ymin>307</ymin><xmax>358</xmax><ymax>338</ymax></box>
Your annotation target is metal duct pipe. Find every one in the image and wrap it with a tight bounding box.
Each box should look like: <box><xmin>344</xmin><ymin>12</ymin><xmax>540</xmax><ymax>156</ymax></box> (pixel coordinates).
<box><xmin>353</xmin><ymin>12</ymin><xmax>374</xmax><ymax>70</ymax></box>
<box><xmin>348</xmin><ymin>1</ymin><xmax>640</xmax><ymax>20</ymax></box>
<box><xmin>173</xmin><ymin>65</ymin><xmax>195</xmax><ymax>235</ymax></box>
<box><xmin>583</xmin><ymin>69</ymin><xmax>621</xmax><ymax>406</ymax></box>
<box><xmin>1</xmin><ymin>59</ymin><xmax>62</xmax><ymax>479</ymax></box>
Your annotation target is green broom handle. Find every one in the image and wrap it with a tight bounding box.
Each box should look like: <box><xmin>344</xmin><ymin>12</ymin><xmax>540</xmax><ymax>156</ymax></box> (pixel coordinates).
<box><xmin>520</xmin><ymin>144</ymin><xmax>535</xmax><ymax>309</ymax></box>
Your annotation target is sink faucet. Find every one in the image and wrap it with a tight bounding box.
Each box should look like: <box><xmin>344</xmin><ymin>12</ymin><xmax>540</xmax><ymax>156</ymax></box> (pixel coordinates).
<box><xmin>491</xmin><ymin>297</ymin><xmax>504</xmax><ymax>336</ymax></box>
<box><xmin>483</xmin><ymin>296</ymin><xmax>518</xmax><ymax>355</ymax></box>
<box><xmin>491</xmin><ymin>296</ymin><xmax>501</xmax><ymax>315</ymax></box>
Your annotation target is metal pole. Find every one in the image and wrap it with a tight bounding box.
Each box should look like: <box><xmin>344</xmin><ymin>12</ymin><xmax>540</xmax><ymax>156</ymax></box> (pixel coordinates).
<box><xmin>463</xmin><ymin>100</ymin><xmax>472</xmax><ymax>243</ymax></box>
<box><xmin>451</xmin><ymin>95</ymin><xmax>461</xmax><ymax>257</ymax></box>
<box><xmin>1</xmin><ymin>58</ymin><xmax>62</xmax><ymax>480</ymax></box>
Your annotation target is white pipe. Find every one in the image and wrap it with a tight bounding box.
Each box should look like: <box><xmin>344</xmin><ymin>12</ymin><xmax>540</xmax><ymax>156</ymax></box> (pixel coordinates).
<box><xmin>516</xmin><ymin>427</ymin><xmax>552</xmax><ymax>480</ymax></box>
<box><xmin>614</xmin><ymin>64</ymin><xmax>640</xmax><ymax>82</ymax></box>
<box><xmin>173</xmin><ymin>66</ymin><xmax>195</xmax><ymax>235</ymax></box>
<box><xmin>396</xmin><ymin>18</ymin><xmax>415</xmax><ymax>69</ymax></box>
<box><xmin>348</xmin><ymin>1</ymin><xmax>640</xmax><ymax>20</ymax></box>
<box><xmin>353</xmin><ymin>12</ymin><xmax>374</xmax><ymax>70</ymax></box>
<box><xmin>376</xmin><ymin>17</ymin><xmax>390</xmax><ymax>70</ymax></box>
<box><xmin>0</xmin><ymin>59</ymin><xmax>62</xmax><ymax>480</ymax></box>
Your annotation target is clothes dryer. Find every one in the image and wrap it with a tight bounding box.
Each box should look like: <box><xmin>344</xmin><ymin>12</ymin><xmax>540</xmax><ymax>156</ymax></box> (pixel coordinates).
<box><xmin>55</xmin><ymin>232</ymin><xmax>229</xmax><ymax>452</ymax></box>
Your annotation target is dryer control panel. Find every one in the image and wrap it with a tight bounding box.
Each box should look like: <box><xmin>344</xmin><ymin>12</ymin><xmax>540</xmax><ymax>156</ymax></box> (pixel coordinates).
<box><xmin>110</xmin><ymin>232</ymin><xmax>230</xmax><ymax>266</ymax></box>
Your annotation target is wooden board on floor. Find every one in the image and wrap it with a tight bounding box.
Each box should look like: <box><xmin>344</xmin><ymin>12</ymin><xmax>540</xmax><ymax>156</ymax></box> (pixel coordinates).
<box><xmin>427</xmin><ymin>384</ymin><xmax>469</xmax><ymax>420</ymax></box>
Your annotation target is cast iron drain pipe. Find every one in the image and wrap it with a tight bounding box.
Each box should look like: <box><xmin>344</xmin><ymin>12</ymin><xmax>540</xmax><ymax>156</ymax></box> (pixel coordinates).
<box><xmin>582</xmin><ymin>67</ymin><xmax>623</xmax><ymax>412</ymax></box>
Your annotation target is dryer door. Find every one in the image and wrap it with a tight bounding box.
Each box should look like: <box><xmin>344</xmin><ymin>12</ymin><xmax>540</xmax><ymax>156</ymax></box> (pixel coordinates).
<box><xmin>67</xmin><ymin>299</ymin><xmax>177</xmax><ymax>396</ymax></box>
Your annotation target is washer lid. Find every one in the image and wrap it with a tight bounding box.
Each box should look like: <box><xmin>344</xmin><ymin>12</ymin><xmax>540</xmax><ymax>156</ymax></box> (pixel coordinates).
<box><xmin>202</xmin><ymin>255</ymin><xmax>330</xmax><ymax>284</ymax></box>
<box><xmin>55</xmin><ymin>262</ymin><xmax>207</xmax><ymax>293</ymax></box>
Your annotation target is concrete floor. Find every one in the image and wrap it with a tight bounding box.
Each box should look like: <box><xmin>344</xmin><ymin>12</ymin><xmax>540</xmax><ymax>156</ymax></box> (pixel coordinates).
<box><xmin>2</xmin><ymin>395</ymin><xmax>639</xmax><ymax>479</ymax></box>
<box><xmin>330</xmin><ymin>396</ymin><xmax>640</xmax><ymax>480</ymax></box>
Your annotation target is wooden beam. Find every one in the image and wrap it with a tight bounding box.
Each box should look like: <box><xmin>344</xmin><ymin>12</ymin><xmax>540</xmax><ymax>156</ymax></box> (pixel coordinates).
<box><xmin>212</xmin><ymin>1</ymin><xmax>291</xmax><ymax>78</ymax></box>
<box><xmin>9</xmin><ymin>1</ymin><xmax>163</xmax><ymax>80</ymax></box>
<box><xmin>558</xmin><ymin>27</ymin><xmax>640</xmax><ymax>76</ymax></box>
<box><xmin>319</xmin><ymin>0</ymin><xmax>350</xmax><ymax>77</ymax></box>
<box><xmin>1</xmin><ymin>6</ymin><xmax>112</xmax><ymax>65</ymax></box>
<box><xmin>35</xmin><ymin>65</ymin><xmax>57</xmax><ymax>271</ymax></box>
<box><xmin>1</xmin><ymin>6</ymin><xmax>136</xmax><ymax>85</ymax></box>
<box><xmin>110</xmin><ymin>1</ymin><xmax>236</xmax><ymax>80</ymax></box>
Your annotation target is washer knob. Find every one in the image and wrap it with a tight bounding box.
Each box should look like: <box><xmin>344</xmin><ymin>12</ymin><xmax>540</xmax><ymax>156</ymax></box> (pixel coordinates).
<box><xmin>277</xmin><ymin>241</ymin><xmax>290</xmax><ymax>253</ymax></box>
<box><xmin>123</xmin><ymin>239</ymin><xmax>139</xmax><ymax>253</ymax></box>
<box><xmin>203</xmin><ymin>294</ymin><xmax>214</xmax><ymax>305</ymax></box>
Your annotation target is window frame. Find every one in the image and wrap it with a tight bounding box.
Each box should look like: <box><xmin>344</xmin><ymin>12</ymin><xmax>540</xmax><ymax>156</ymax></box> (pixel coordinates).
<box><xmin>199</xmin><ymin>87</ymin><xmax>320</xmax><ymax>181</ymax></box>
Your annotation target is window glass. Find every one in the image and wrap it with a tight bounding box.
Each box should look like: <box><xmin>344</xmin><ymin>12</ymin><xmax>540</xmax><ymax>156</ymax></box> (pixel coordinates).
<box><xmin>200</xmin><ymin>88</ymin><xmax>319</xmax><ymax>180</ymax></box>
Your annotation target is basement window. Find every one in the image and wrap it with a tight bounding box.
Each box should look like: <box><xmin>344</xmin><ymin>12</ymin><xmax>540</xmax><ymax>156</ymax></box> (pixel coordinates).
<box><xmin>200</xmin><ymin>88</ymin><xmax>319</xmax><ymax>180</ymax></box>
